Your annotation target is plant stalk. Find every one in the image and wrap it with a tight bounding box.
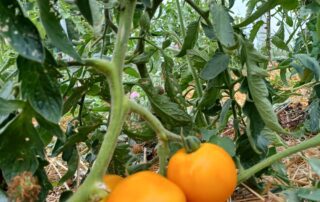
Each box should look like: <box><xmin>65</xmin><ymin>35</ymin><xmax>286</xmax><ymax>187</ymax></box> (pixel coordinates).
<box><xmin>238</xmin><ymin>134</ymin><xmax>320</xmax><ymax>183</ymax></box>
<box><xmin>68</xmin><ymin>1</ymin><xmax>136</xmax><ymax>201</ymax></box>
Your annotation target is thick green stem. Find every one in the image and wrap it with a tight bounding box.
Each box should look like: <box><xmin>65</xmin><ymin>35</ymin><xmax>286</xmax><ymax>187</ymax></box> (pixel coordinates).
<box><xmin>112</xmin><ymin>0</ymin><xmax>137</xmax><ymax>73</ymax></box>
<box><xmin>175</xmin><ymin>0</ymin><xmax>203</xmax><ymax>97</ymax></box>
<box><xmin>67</xmin><ymin>62</ymin><xmax>127</xmax><ymax>202</ymax></box>
<box><xmin>158</xmin><ymin>141</ymin><xmax>169</xmax><ymax>176</ymax></box>
<box><xmin>68</xmin><ymin>1</ymin><xmax>136</xmax><ymax>201</ymax></box>
<box><xmin>238</xmin><ymin>134</ymin><xmax>320</xmax><ymax>183</ymax></box>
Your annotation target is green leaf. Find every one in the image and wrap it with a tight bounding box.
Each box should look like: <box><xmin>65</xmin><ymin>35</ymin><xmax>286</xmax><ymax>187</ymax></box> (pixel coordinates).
<box><xmin>0</xmin><ymin>0</ymin><xmax>44</xmax><ymax>62</ymax></box>
<box><xmin>162</xmin><ymin>39</ymin><xmax>171</xmax><ymax>49</ymax></box>
<box><xmin>278</xmin><ymin>0</ymin><xmax>299</xmax><ymax>10</ymax></box>
<box><xmin>199</xmin><ymin>129</ymin><xmax>218</xmax><ymax>141</ymax></box>
<box><xmin>200</xmin><ymin>53</ymin><xmax>229</xmax><ymax>80</ymax></box>
<box><xmin>244</xmin><ymin>101</ymin><xmax>267</xmax><ymax>153</ymax></box>
<box><xmin>150</xmin><ymin>94</ymin><xmax>191</xmax><ymax>126</ymax></box>
<box><xmin>236</xmin><ymin>134</ymin><xmax>267</xmax><ymax>169</ymax></box>
<box><xmin>123</xmin><ymin>120</ymin><xmax>156</xmax><ymax>141</ymax></box>
<box><xmin>317</xmin><ymin>13</ymin><xmax>320</xmax><ymax>40</ymax></box>
<box><xmin>0</xmin><ymin>112</ymin><xmax>44</xmax><ymax>181</ymax></box>
<box><xmin>228</xmin><ymin>0</ymin><xmax>235</xmax><ymax>8</ymax></box>
<box><xmin>249</xmin><ymin>20</ymin><xmax>264</xmax><ymax>41</ymax></box>
<box><xmin>198</xmin><ymin>75</ymin><xmax>224</xmax><ymax>112</ymax></box>
<box><xmin>285</xmin><ymin>14</ymin><xmax>293</xmax><ymax>27</ymax></box>
<box><xmin>139</xmin><ymin>12</ymin><xmax>150</xmax><ymax>30</ymax></box>
<box><xmin>59</xmin><ymin>191</ymin><xmax>73</xmax><ymax>202</ymax></box>
<box><xmin>127</xmin><ymin>162</ymin><xmax>153</xmax><ymax>175</ymax></box>
<box><xmin>245</xmin><ymin>42</ymin><xmax>286</xmax><ymax>134</ymax></box>
<box><xmin>294</xmin><ymin>54</ymin><xmax>320</xmax><ymax>81</ymax></box>
<box><xmin>63</xmin><ymin>86</ymin><xmax>88</xmax><ymax>114</ymax></box>
<box><xmin>0</xmin><ymin>98</ymin><xmax>25</xmax><ymax>115</ymax></box>
<box><xmin>314</xmin><ymin>84</ymin><xmax>320</xmax><ymax>98</ymax></box>
<box><xmin>218</xmin><ymin>99</ymin><xmax>232</xmax><ymax>130</ymax></box>
<box><xmin>176</xmin><ymin>21</ymin><xmax>199</xmax><ymax>57</ymax></box>
<box><xmin>308</xmin><ymin>99</ymin><xmax>320</xmax><ymax>132</ymax></box>
<box><xmin>131</xmin><ymin>49</ymin><xmax>156</xmax><ymax>64</ymax></box>
<box><xmin>17</xmin><ymin>56</ymin><xmax>63</xmax><ymax>124</ymax></box>
<box><xmin>297</xmin><ymin>189</ymin><xmax>320</xmax><ymax>201</ymax></box>
<box><xmin>162</xmin><ymin>54</ymin><xmax>186</xmax><ymax>108</ymax></box>
<box><xmin>235</xmin><ymin>0</ymin><xmax>278</xmax><ymax>28</ymax></box>
<box><xmin>271</xmin><ymin>36</ymin><xmax>289</xmax><ymax>51</ymax></box>
<box><xmin>210</xmin><ymin>3</ymin><xmax>236</xmax><ymax>47</ymax></box>
<box><xmin>308</xmin><ymin>158</ymin><xmax>320</xmax><ymax>176</ymax></box>
<box><xmin>274</xmin><ymin>22</ymin><xmax>285</xmax><ymax>40</ymax></box>
<box><xmin>209</xmin><ymin>136</ymin><xmax>236</xmax><ymax>157</ymax></box>
<box><xmin>37</xmin><ymin>0</ymin><xmax>81</xmax><ymax>61</ymax></box>
<box><xmin>52</xmin><ymin>124</ymin><xmax>100</xmax><ymax>156</ymax></box>
<box><xmin>124</xmin><ymin>67</ymin><xmax>140</xmax><ymax>78</ymax></box>
<box><xmin>201</xmin><ymin>23</ymin><xmax>216</xmax><ymax>40</ymax></box>
<box><xmin>280</xmin><ymin>68</ymin><xmax>288</xmax><ymax>85</ymax></box>
<box><xmin>75</xmin><ymin>0</ymin><xmax>93</xmax><ymax>25</ymax></box>
<box><xmin>59</xmin><ymin>148</ymin><xmax>79</xmax><ymax>184</ymax></box>
<box><xmin>138</xmin><ymin>79</ymin><xmax>191</xmax><ymax>126</ymax></box>
<box><xmin>35</xmin><ymin>159</ymin><xmax>53</xmax><ymax>201</ymax></box>
<box><xmin>283</xmin><ymin>190</ymin><xmax>300</xmax><ymax>202</ymax></box>
<box><xmin>108</xmin><ymin>144</ymin><xmax>131</xmax><ymax>176</ymax></box>
<box><xmin>35</xmin><ymin>112</ymin><xmax>65</xmax><ymax>142</ymax></box>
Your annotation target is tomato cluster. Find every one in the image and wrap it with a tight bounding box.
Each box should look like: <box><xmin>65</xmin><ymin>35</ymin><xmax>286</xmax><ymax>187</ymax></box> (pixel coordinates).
<box><xmin>103</xmin><ymin>143</ymin><xmax>237</xmax><ymax>202</ymax></box>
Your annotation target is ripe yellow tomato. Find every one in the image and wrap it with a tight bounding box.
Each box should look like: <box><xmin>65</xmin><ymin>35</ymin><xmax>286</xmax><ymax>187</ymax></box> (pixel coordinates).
<box><xmin>106</xmin><ymin>171</ymin><xmax>186</xmax><ymax>202</ymax></box>
<box><xmin>103</xmin><ymin>175</ymin><xmax>124</xmax><ymax>192</ymax></box>
<box><xmin>167</xmin><ymin>143</ymin><xmax>237</xmax><ymax>202</ymax></box>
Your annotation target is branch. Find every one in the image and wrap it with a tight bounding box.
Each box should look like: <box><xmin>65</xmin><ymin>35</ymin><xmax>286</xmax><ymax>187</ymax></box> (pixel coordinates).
<box><xmin>112</xmin><ymin>0</ymin><xmax>137</xmax><ymax>73</ymax></box>
<box><xmin>237</xmin><ymin>134</ymin><xmax>320</xmax><ymax>183</ymax></box>
<box><xmin>68</xmin><ymin>0</ymin><xmax>137</xmax><ymax>201</ymax></box>
<box><xmin>84</xmin><ymin>59</ymin><xmax>114</xmax><ymax>76</ymax></box>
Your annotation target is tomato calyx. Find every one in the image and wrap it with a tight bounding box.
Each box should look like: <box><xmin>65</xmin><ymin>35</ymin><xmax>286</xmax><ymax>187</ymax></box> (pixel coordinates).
<box><xmin>183</xmin><ymin>136</ymin><xmax>201</xmax><ymax>153</ymax></box>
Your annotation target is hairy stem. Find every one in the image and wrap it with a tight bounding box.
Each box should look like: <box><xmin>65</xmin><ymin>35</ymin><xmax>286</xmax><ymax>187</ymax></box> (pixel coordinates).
<box><xmin>158</xmin><ymin>141</ymin><xmax>169</xmax><ymax>176</ymax></box>
<box><xmin>238</xmin><ymin>134</ymin><xmax>320</xmax><ymax>183</ymax></box>
<box><xmin>112</xmin><ymin>0</ymin><xmax>136</xmax><ymax>73</ymax></box>
<box><xmin>68</xmin><ymin>1</ymin><xmax>136</xmax><ymax>201</ymax></box>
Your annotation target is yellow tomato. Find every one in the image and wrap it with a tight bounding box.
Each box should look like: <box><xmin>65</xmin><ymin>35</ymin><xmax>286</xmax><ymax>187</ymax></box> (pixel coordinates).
<box><xmin>103</xmin><ymin>175</ymin><xmax>124</xmax><ymax>192</ymax></box>
<box><xmin>106</xmin><ymin>171</ymin><xmax>186</xmax><ymax>202</ymax></box>
<box><xmin>167</xmin><ymin>143</ymin><xmax>237</xmax><ymax>202</ymax></box>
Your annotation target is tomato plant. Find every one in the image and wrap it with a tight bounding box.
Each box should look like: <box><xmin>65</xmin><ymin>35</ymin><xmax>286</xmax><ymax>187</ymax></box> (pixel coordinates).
<box><xmin>0</xmin><ymin>0</ymin><xmax>320</xmax><ymax>201</ymax></box>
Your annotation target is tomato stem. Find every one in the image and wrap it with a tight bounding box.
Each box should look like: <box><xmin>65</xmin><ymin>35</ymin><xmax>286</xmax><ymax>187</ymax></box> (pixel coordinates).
<box><xmin>158</xmin><ymin>141</ymin><xmax>169</xmax><ymax>176</ymax></box>
<box><xmin>237</xmin><ymin>133</ymin><xmax>320</xmax><ymax>183</ymax></box>
<box><xmin>67</xmin><ymin>1</ymin><xmax>136</xmax><ymax>201</ymax></box>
